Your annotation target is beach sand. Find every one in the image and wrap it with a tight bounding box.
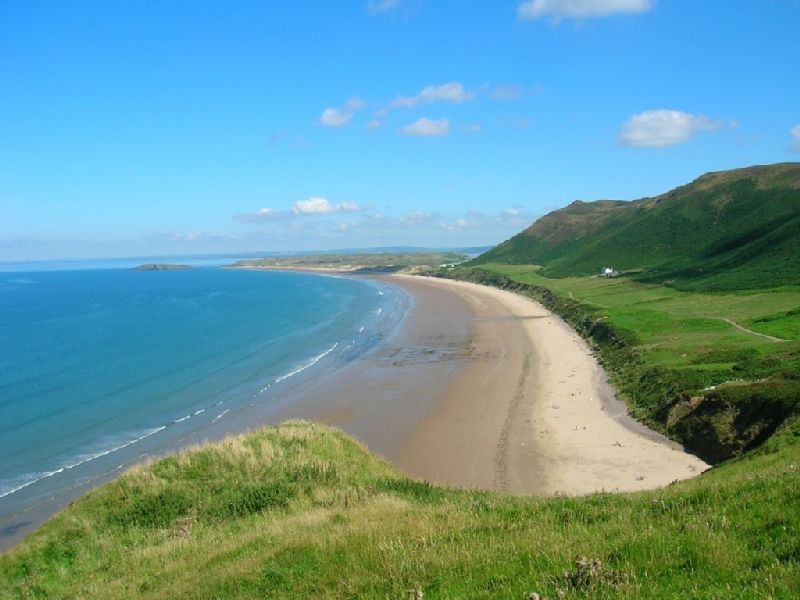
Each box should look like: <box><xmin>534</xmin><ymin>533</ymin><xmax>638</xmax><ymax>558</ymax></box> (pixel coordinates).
<box><xmin>265</xmin><ymin>274</ymin><xmax>710</xmax><ymax>495</ymax></box>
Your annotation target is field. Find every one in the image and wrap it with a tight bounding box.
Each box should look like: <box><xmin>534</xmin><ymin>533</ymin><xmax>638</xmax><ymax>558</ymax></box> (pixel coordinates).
<box><xmin>1</xmin><ymin>420</ymin><xmax>799</xmax><ymax>599</ymax></box>
<box><xmin>477</xmin><ymin>263</ymin><xmax>800</xmax><ymax>375</ymax></box>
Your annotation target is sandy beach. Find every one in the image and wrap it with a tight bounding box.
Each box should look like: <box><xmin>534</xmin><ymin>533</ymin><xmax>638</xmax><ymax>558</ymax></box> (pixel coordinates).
<box><xmin>0</xmin><ymin>271</ymin><xmax>709</xmax><ymax>553</ymax></box>
<box><xmin>264</xmin><ymin>274</ymin><xmax>710</xmax><ymax>495</ymax></box>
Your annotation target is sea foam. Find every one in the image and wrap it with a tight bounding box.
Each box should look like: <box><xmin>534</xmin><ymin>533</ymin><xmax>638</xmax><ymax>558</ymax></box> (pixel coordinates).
<box><xmin>274</xmin><ymin>343</ymin><xmax>339</xmax><ymax>384</ymax></box>
<box><xmin>0</xmin><ymin>426</ymin><xmax>166</xmax><ymax>499</ymax></box>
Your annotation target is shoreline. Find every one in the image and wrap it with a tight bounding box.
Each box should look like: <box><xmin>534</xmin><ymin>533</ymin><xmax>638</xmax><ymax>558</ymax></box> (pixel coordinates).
<box><xmin>260</xmin><ymin>273</ymin><xmax>709</xmax><ymax>494</ymax></box>
<box><xmin>0</xmin><ymin>270</ymin><xmax>407</xmax><ymax>554</ymax></box>
<box><xmin>1</xmin><ymin>270</ymin><xmax>709</xmax><ymax>553</ymax></box>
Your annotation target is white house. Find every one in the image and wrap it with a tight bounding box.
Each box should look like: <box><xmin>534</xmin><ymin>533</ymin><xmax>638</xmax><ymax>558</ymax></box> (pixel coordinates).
<box><xmin>602</xmin><ymin>267</ymin><xmax>620</xmax><ymax>277</ymax></box>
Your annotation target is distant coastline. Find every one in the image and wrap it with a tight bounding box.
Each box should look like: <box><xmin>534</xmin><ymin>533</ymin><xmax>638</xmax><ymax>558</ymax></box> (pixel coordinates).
<box><xmin>131</xmin><ymin>263</ymin><xmax>193</xmax><ymax>271</ymax></box>
<box><xmin>229</xmin><ymin>251</ymin><xmax>469</xmax><ymax>274</ymax></box>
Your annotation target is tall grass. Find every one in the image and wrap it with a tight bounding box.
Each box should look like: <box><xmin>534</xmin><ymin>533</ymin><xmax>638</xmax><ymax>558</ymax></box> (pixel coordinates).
<box><xmin>1</xmin><ymin>419</ymin><xmax>799</xmax><ymax>598</ymax></box>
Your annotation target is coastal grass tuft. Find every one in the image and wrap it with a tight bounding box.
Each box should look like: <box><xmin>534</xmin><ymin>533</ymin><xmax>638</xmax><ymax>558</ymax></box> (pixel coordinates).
<box><xmin>1</xmin><ymin>420</ymin><xmax>799</xmax><ymax>598</ymax></box>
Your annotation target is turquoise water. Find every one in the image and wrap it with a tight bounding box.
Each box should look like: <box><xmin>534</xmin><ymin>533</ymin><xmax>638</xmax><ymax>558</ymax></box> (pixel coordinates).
<box><xmin>0</xmin><ymin>267</ymin><xmax>405</xmax><ymax>537</ymax></box>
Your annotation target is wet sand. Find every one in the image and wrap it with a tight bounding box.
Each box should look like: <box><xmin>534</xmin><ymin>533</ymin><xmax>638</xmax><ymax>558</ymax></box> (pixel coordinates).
<box><xmin>264</xmin><ymin>275</ymin><xmax>710</xmax><ymax>494</ymax></box>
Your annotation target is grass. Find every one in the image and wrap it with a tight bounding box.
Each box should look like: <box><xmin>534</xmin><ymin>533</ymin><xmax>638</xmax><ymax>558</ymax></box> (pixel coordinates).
<box><xmin>2</xmin><ymin>419</ymin><xmax>799</xmax><ymax>599</ymax></box>
<box><xmin>747</xmin><ymin>308</ymin><xmax>800</xmax><ymax>341</ymax></box>
<box><xmin>476</xmin><ymin>263</ymin><xmax>800</xmax><ymax>374</ymax></box>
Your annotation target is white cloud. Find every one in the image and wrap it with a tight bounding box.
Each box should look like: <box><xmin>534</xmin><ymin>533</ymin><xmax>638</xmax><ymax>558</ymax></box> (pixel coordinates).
<box><xmin>401</xmin><ymin>117</ymin><xmax>450</xmax><ymax>137</ymax></box>
<box><xmin>366</xmin><ymin>119</ymin><xmax>382</xmax><ymax>129</ymax></box>
<box><xmin>619</xmin><ymin>109</ymin><xmax>725</xmax><ymax>148</ymax></box>
<box><xmin>367</xmin><ymin>0</ymin><xmax>401</xmax><ymax>14</ymax></box>
<box><xmin>461</xmin><ymin>123</ymin><xmax>482</xmax><ymax>133</ymax></box>
<box><xmin>392</xmin><ymin>82</ymin><xmax>474</xmax><ymax>108</ymax></box>
<box><xmin>235</xmin><ymin>198</ymin><xmax>364</xmax><ymax>222</ymax></box>
<box><xmin>331</xmin><ymin>207</ymin><xmax>533</xmax><ymax>239</ymax></box>
<box><xmin>488</xmin><ymin>84</ymin><xmax>523</xmax><ymax>100</ymax></box>
<box><xmin>518</xmin><ymin>0</ymin><xmax>652</xmax><ymax>20</ymax></box>
<box><xmin>400</xmin><ymin>211</ymin><xmax>437</xmax><ymax>225</ymax></box>
<box><xmin>339</xmin><ymin>201</ymin><xmax>362</xmax><ymax>212</ymax></box>
<box><xmin>291</xmin><ymin>197</ymin><xmax>363</xmax><ymax>215</ymax></box>
<box><xmin>320</xmin><ymin>97</ymin><xmax>365</xmax><ymax>128</ymax></box>
<box><xmin>439</xmin><ymin>208</ymin><xmax>534</xmax><ymax>232</ymax></box>
<box><xmin>789</xmin><ymin>125</ymin><xmax>800</xmax><ymax>152</ymax></box>
<box><xmin>344</xmin><ymin>97</ymin><xmax>365</xmax><ymax>110</ymax></box>
<box><xmin>320</xmin><ymin>107</ymin><xmax>354</xmax><ymax>127</ymax></box>
<box><xmin>234</xmin><ymin>208</ymin><xmax>279</xmax><ymax>223</ymax></box>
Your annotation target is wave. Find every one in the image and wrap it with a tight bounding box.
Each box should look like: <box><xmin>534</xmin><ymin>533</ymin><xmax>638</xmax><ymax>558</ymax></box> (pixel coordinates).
<box><xmin>213</xmin><ymin>409</ymin><xmax>230</xmax><ymax>422</ymax></box>
<box><xmin>174</xmin><ymin>415</ymin><xmax>191</xmax><ymax>423</ymax></box>
<box><xmin>274</xmin><ymin>343</ymin><xmax>338</xmax><ymax>384</ymax></box>
<box><xmin>0</xmin><ymin>426</ymin><xmax>166</xmax><ymax>500</ymax></box>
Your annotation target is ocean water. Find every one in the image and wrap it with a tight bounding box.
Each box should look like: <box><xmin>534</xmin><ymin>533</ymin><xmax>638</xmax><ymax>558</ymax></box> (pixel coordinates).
<box><xmin>0</xmin><ymin>267</ymin><xmax>406</xmax><ymax>539</ymax></box>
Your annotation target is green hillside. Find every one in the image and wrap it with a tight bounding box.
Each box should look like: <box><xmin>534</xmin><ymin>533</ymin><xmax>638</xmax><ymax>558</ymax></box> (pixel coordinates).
<box><xmin>476</xmin><ymin>163</ymin><xmax>800</xmax><ymax>291</ymax></box>
<box><xmin>2</xmin><ymin>420</ymin><xmax>799</xmax><ymax>599</ymax></box>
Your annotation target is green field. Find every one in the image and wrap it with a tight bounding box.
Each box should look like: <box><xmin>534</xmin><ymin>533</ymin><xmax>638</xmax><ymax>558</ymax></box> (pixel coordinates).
<box><xmin>2</xmin><ymin>420</ymin><xmax>799</xmax><ymax>599</ymax></box>
<box><xmin>479</xmin><ymin>263</ymin><xmax>800</xmax><ymax>370</ymax></box>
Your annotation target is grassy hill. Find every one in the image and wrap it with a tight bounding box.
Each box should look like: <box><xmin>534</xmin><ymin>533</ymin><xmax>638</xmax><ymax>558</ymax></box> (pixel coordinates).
<box><xmin>1</xmin><ymin>420</ymin><xmax>799</xmax><ymax>598</ymax></box>
<box><xmin>476</xmin><ymin>163</ymin><xmax>800</xmax><ymax>291</ymax></box>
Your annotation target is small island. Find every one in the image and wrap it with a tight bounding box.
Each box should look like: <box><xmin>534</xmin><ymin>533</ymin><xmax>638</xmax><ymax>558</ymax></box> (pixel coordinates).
<box><xmin>132</xmin><ymin>263</ymin><xmax>193</xmax><ymax>271</ymax></box>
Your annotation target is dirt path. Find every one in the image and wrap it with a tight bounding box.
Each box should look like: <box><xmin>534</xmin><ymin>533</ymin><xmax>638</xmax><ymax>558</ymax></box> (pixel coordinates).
<box><xmin>719</xmin><ymin>317</ymin><xmax>787</xmax><ymax>342</ymax></box>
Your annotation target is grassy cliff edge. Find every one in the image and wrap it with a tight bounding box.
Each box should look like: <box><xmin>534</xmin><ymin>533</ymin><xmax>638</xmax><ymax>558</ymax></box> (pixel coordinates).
<box><xmin>1</xmin><ymin>420</ymin><xmax>799</xmax><ymax>598</ymax></box>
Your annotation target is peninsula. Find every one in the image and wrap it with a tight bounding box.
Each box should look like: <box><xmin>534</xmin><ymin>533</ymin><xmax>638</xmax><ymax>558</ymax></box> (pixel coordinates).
<box><xmin>231</xmin><ymin>251</ymin><xmax>468</xmax><ymax>273</ymax></box>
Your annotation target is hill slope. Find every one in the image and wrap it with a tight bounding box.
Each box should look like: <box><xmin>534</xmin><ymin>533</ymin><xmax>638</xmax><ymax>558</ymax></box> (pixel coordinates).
<box><xmin>475</xmin><ymin>163</ymin><xmax>800</xmax><ymax>290</ymax></box>
<box><xmin>1</xmin><ymin>420</ymin><xmax>799</xmax><ymax>598</ymax></box>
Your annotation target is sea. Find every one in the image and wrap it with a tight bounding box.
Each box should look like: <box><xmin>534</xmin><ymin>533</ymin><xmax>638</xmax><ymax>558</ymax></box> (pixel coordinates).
<box><xmin>0</xmin><ymin>257</ymin><xmax>407</xmax><ymax>547</ymax></box>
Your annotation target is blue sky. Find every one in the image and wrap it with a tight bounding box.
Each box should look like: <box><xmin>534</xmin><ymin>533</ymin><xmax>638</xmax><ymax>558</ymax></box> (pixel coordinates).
<box><xmin>1</xmin><ymin>0</ymin><xmax>799</xmax><ymax>260</ymax></box>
